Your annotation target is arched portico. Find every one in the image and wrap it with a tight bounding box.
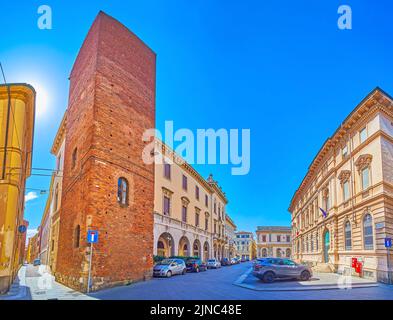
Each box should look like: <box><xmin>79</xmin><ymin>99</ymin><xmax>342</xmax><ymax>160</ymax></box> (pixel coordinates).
<box><xmin>179</xmin><ymin>236</ymin><xmax>191</xmax><ymax>257</ymax></box>
<box><xmin>157</xmin><ymin>232</ymin><xmax>175</xmax><ymax>257</ymax></box>
<box><xmin>193</xmin><ymin>239</ymin><xmax>201</xmax><ymax>258</ymax></box>
<box><xmin>204</xmin><ymin>242</ymin><xmax>210</xmax><ymax>260</ymax></box>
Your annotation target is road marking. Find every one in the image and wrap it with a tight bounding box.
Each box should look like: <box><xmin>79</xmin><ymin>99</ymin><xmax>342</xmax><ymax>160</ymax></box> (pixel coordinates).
<box><xmin>233</xmin><ymin>268</ymin><xmax>253</xmax><ymax>286</ymax></box>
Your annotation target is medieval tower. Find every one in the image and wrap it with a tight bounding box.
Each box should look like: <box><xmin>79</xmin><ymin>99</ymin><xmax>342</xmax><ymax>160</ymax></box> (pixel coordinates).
<box><xmin>55</xmin><ymin>11</ymin><xmax>156</xmax><ymax>291</ymax></box>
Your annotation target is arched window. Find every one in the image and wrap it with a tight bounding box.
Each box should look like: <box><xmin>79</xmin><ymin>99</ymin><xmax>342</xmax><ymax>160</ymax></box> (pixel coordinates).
<box><xmin>117</xmin><ymin>177</ymin><xmax>128</xmax><ymax>206</ymax></box>
<box><xmin>363</xmin><ymin>214</ymin><xmax>374</xmax><ymax>250</ymax></box>
<box><xmin>262</xmin><ymin>248</ymin><xmax>267</xmax><ymax>257</ymax></box>
<box><xmin>74</xmin><ymin>225</ymin><xmax>80</xmax><ymax>248</ymax></box>
<box><xmin>286</xmin><ymin>248</ymin><xmax>291</xmax><ymax>258</ymax></box>
<box><xmin>345</xmin><ymin>221</ymin><xmax>352</xmax><ymax>250</ymax></box>
<box><xmin>276</xmin><ymin>248</ymin><xmax>282</xmax><ymax>258</ymax></box>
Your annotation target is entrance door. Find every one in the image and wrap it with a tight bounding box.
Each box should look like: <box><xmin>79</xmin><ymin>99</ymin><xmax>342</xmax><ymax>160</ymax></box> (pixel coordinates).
<box><xmin>323</xmin><ymin>231</ymin><xmax>330</xmax><ymax>263</ymax></box>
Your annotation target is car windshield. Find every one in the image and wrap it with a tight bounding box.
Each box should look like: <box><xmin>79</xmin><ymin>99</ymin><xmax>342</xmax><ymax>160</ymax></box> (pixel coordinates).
<box><xmin>158</xmin><ymin>259</ymin><xmax>173</xmax><ymax>265</ymax></box>
<box><xmin>208</xmin><ymin>259</ymin><xmax>215</xmax><ymax>262</ymax></box>
<box><xmin>186</xmin><ymin>259</ymin><xmax>197</xmax><ymax>263</ymax></box>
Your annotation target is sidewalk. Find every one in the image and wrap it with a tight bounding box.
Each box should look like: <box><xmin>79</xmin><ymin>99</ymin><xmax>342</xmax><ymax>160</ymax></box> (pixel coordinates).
<box><xmin>234</xmin><ymin>268</ymin><xmax>380</xmax><ymax>291</ymax></box>
<box><xmin>0</xmin><ymin>266</ymin><xmax>31</xmax><ymax>300</ymax></box>
<box><xmin>2</xmin><ymin>265</ymin><xmax>97</xmax><ymax>300</ymax></box>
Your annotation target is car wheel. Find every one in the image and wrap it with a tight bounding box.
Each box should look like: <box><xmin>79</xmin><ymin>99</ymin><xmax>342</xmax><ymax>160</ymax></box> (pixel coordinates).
<box><xmin>195</xmin><ymin>267</ymin><xmax>200</xmax><ymax>273</ymax></box>
<box><xmin>300</xmin><ymin>270</ymin><xmax>311</xmax><ymax>281</ymax></box>
<box><xmin>182</xmin><ymin>269</ymin><xmax>186</xmax><ymax>275</ymax></box>
<box><xmin>166</xmin><ymin>271</ymin><xmax>172</xmax><ymax>278</ymax></box>
<box><xmin>262</xmin><ymin>271</ymin><xmax>275</xmax><ymax>283</ymax></box>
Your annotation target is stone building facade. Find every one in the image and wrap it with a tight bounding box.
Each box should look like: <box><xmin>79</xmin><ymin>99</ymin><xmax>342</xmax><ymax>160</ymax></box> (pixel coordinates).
<box><xmin>153</xmin><ymin>140</ymin><xmax>228</xmax><ymax>262</ymax></box>
<box><xmin>234</xmin><ymin>231</ymin><xmax>256</xmax><ymax>260</ymax></box>
<box><xmin>0</xmin><ymin>84</ymin><xmax>35</xmax><ymax>294</ymax></box>
<box><xmin>289</xmin><ymin>88</ymin><xmax>393</xmax><ymax>283</ymax></box>
<box><xmin>224</xmin><ymin>215</ymin><xmax>237</xmax><ymax>259</ymax></box>
<box><xmin>256</xmin><ymin>226</ymin><xmax>291</xmax><ymax>258</ymax></box>
<box><xmin>55</xmin><ymin>11</ymin><xmax>156</xmax><ymax>292</ymax></box>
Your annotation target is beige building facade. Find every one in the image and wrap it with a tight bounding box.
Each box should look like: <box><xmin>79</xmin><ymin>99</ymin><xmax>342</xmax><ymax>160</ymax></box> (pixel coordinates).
<box><xmin>256</xmin><ymin>226</ymin><xmax>292</xmax><ymax>258</ymax></box>
<box><xmin>234</xmin><ymin>231</ymin><xmax>256</xmax><ymax>260</ymax></box>
<box><xmin>153</xmin><ymin>140</ymin><xmax>229</xmax><ymax>262</ymax></box>
<box><xmin>224</xmin><ymin>215</ymin><xmax>237</xmax><ymax>259</ymax></box>
<box><xmin>289</xmin><ymin>88</ymin><xmax>393</xmax><ymax>283</ymax></box>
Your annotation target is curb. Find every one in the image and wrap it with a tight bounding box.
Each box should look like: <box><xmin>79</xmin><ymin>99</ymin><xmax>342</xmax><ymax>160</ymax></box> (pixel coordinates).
<box><xmin>232</xmin><ymin>268</ymin><xmax>380</xmax><ymax>292</ymax></box>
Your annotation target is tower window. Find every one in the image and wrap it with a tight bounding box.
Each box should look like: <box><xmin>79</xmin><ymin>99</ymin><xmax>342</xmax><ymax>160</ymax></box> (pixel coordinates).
<box><xmin>117</xmin><ymin>177</ymin><xmax>129</xmax><ymax>206</ymax></box>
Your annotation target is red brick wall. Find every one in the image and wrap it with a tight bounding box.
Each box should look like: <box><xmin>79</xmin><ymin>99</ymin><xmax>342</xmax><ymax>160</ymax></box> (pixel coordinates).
<box><xmin>55</xmin><ymin>11</ymin><xmax>156</xmax><ymax>292</ymax></box>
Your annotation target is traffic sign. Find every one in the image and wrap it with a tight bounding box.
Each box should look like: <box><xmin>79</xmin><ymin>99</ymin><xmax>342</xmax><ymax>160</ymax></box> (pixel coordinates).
<box><xmin>18</xmin><ymin>225</ymin><xmax>27</xmax><ymax>234</ymax></box>
<box><xmin>87</xmin><ymin>230</ymin><xmax>99</xmax><ymax>244</ymax></box>
<box><xmin>385</xmin><ymin>238</ymin><xmax>392</xmax><ymax>248</ymax></box>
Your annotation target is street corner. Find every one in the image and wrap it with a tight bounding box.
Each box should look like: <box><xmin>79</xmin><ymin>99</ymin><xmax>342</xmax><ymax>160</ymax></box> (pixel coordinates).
<box><xmin>233</xmin><ymin>269</ymin><xmax>380</xmax><ymax>292</ymax></box>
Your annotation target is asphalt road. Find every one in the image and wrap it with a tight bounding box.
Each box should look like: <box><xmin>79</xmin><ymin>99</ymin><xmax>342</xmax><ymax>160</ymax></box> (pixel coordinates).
<box><xmin>90</xmin><ymin>262</ymin><xmax>393</xmax><ymax>300</ymax></box>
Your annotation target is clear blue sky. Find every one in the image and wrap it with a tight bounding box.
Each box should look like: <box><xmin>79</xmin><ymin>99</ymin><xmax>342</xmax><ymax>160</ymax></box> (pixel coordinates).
<box><xmin>1</xmin><ymin>1</ymin><xmax>393</xmax><ymax>234</ymax></box>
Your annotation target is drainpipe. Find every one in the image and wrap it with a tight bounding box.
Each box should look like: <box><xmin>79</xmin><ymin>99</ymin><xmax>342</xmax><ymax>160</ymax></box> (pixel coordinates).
<box><xmin>1</xmin><ymin>84</ymin><xmax>11</xmax><ymax>180</ymax></box>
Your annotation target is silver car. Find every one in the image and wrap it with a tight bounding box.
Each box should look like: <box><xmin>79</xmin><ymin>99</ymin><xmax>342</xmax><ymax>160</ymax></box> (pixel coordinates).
<box><xmin>153</xmin><ymin>259</ymin><xmax>187</xmax><ymax>278</ymax></box>
<box><xmin>252</xmin><ymin>258</ymin><xmax>312</xmax><ymax>283</ymax></box>
<box><xmin>206</xmin><ymin>258</ymin><xmax>221</xmax><ymax>269</ymax></box>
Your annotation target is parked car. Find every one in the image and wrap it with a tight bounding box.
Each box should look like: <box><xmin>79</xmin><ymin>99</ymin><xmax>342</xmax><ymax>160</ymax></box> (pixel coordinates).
<box><xmin>186</xmin><ymin>258</ymin><xmax>207</xmax><ymax>273</ymax></box>
<box><xmin>241</xmin><ymin>257</ymin><xmax>247</xmax><ymax>263</ymax></box>
<box><xmin>231</xmin><ymin>257</ymin><xmax>239</xmax><ymax>265</ymax></box>
<box><xmin>221</xmin><ymin>258</ymin><xmax>231</xmax><ymax>266</ymax></box>
<box><xmin>252</xmin><ymin>258</ymin><xmax>312</xmax><ymax>283</ymax></box>
<box><xmin>33</xmin><ymin>259</ymin><xmax>41</xmax><ymax>266</ymax></box>
<box><xmin>153</xmin><ymin>259</ymin><xmax>186</xmax><ymax>278</ymax></box>
<box><xmin>207</xmin><ymin>258</ymin><xmax>221</xmax><ymax>269</ymax></box>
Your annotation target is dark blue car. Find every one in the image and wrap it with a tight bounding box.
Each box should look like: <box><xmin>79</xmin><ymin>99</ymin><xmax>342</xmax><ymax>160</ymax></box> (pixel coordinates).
<box><xmin>186</xmin><ymin>258</ymin><xmax>207</xmax><ymax>273</ymax></box>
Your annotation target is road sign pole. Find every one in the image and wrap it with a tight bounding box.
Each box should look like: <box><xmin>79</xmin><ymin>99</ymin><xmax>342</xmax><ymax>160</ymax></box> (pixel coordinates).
<box><xmin>87</xmin><ymin>242</ymin><xmax>93</xmax><ymax>293</ymax></box>
<box><xmin>387</xmin><ymin>247</ymin><xmax>391</xmax><ymax>285</ymax></box>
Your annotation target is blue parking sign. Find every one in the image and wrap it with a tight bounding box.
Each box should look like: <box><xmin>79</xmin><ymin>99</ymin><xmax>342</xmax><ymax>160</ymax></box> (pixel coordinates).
<box><xmin>87</xmin><ymin>230</ymin><xmax>99</xmax><ymax>244</ymax></box>
<box><xmin>385</xmin><ymin>238</ymin><xmax>392</xmax><ymax>248</ymax></box>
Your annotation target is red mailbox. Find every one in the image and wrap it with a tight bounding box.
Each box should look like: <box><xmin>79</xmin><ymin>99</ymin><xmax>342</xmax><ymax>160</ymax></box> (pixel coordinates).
<box><xmin>352</xmin><ymin>258</ymin><xmax>358</xmax><ymax>268</ymax></box>
<box><xmin>355</xmin><ymin>261</ymin><xmax>362</xmax><ymax>274</ymax></box>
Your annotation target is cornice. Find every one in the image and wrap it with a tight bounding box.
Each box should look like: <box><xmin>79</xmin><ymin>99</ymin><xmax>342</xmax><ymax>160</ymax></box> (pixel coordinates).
<box><xmin>289</xmin><ymin>88</ymin><xmax>393</xmax><ymax>211</ymax></box>
<box><xmin>51</xmin><ymin>112</ymin><xmax>67</xmax><ymax>155</ymax></box>
<box><xmin>156</xmin><ymin>139</ymin><xmax>228</xmax><ymax>203</ymax></box>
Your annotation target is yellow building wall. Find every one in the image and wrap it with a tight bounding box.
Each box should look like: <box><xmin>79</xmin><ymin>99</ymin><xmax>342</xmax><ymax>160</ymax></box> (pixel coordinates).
<box><xmin>0</xmin><ymin>84</ymin><xmax>35</xmax><ymax>294</ymax></box>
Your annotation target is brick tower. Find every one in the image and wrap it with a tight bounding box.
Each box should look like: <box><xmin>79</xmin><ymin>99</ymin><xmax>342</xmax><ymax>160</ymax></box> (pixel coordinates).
<box><xmin>55</xmin><ymin>12</ymin><xmax>156</xmax><ymax>291</ymax></box>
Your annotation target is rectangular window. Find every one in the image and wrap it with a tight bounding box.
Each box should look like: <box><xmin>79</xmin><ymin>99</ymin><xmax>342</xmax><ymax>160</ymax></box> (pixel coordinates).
<box><xmin>360</xmin><ymin>127</ymin><xmax>367</xmax><ymax>144</ymax></box>
<box><xmin>163</xmin><ymin>196</ymin><xmax>170</xmax><ymax>215</ymax></box>
<box><xmin>361</xmin><ymin>167</ymin><xmax>370</xmax><ymax>190</ymax></box>
<box><xmin>195</xmin><ymin>212</ymin><xmax>200</xmax><ymax>227</ymax></box>
<box><xmin>205</xmin><ymin>194</ymin><xmax>208</xmax><ymax>207</ymax></box>
<box><xmin>205</xmin><ymin>218</ymin><xmax>208</xmax><ymax>231</ymax></box>
<box><xmin>182</xmin><ymin>206</ymin><xmax>187</xmax><ymax>223</ymax></box>
<box><xmin>195</xmin><ymin>186</ymin><xmax>199</xmax><ymax>200</ymax></box>
<box><xmin>164</xmin><ymin>162</ymin><xmax>171</xmax><ymax>179</ymax></box>
<box><xmin>343</xmin><ymin>180</ymin><xmax>350</xmax><ymax>201</ymax></box>
<box><xmin>286</xmin><ymin>235</ymin><xmax>290</xmax><ymax>242</ymax></box>
<box><xmin>182</xmin><ymin>175</ymin><xmax>187</xmax><ymax>190</ymax></box>
<box><xmin>56</xmin><ymin>154</ymin><xmax>61</xmax><ymax>171</ymax></box>
<box><xmin>277</xmin><ymin>235</ymin><xmax>281</xmax><ymax>242</ymax></box>
<box><xmin>262</xmin><ymin>235</ymin><xmax>266</xmax><ymax>242</ymax></box>
<box><xmin>342</xmin><ymin>145</ymin><xmax>348</xmax><ymax>158</ymax></box>
<box><xmin>214</xmin><ymin>223</ymin><xmax>217</xmax><ymax>234</ymax></box>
